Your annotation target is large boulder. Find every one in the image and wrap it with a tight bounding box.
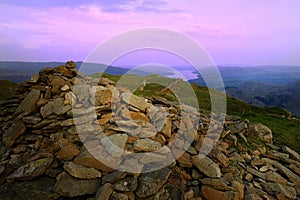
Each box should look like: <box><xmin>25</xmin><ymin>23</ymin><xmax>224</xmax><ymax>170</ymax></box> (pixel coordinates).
<box><xmin>249</xmin><ymin>123</ymin><xmax>273</xmax><ymax>143</ymax></box>
<box><xmin>54</xmin><ymin>171</ymin><xmax>101</xmax><ymax>197</ymax></box>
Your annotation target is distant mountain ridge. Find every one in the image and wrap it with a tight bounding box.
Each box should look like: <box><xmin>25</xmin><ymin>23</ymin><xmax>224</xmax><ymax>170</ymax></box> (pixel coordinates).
<box><xmin>189</xmin><ymin>66</ymin><xmax>300</xmax><ymax>117</ymax></box>
<box><xmin>0</xmin><ymin>61</ymin><xmax>172</xmax><ymax>83</ymax></box>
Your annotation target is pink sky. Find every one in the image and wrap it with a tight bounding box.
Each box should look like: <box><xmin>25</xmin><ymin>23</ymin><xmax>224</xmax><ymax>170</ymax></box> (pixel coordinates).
<box><xmin>0</xmin><ymin>0</ymin><xmax>299</xmax><ymax>65</ymax></box>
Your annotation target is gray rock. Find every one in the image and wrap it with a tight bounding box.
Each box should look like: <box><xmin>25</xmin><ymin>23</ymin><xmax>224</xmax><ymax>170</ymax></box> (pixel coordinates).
<box><xmin>102</xmin><ymin>134</ymin><xmax>128</xmax><ymax>158</ymax></box>
<box><xmin>0</xmin><ymin>166</ymin><xmax>5</xmax><ymax>175</ymax></box>
<box><xmin>54</xmin><ymin>171</ymin><xmax>101</xmax><ymax>197</ymax></box>
<box><xmin>200</xmin><ymin>178</ymin><xmax>230</xmax><ymax>191</ymax></box>
<box><xmin>114</xmin><ymin>176</ymin><xmax>138</xmax><ymax>192</ymax></box>
<box><xmin>3</xmin><ymin>120</ymin><xmax>26</xmax><ymax>148</ymax></box>
<box><xmin>92</xmin><ymin>86</ymin><xmax>112</xmax><ymax>105</ymax></box>
<box><xmin>282</xmin><ymin>146</ymin><xmax>300</xmax><ymax>161</ymax></box>
<box><xmin>135</xmin><ymin>167</ymin><xmax>172</xmax><ymax>198</ymax></box>
<box><xmin>14</xmin><ymin>89</ymin><xmax>40</xmax><ymax>115</ymax></box>
<box><xmin>249</xmin><ymin>123</ymin><xmax>273</xmax><ymax>143</ymax></box>
<box><xmin>40</xmin><ymin>98</ymin><xmax>64</xmax><ymax>118</ymax></box>
<box><xmin>227</xmin><ymin>120</ymin><xmax>247</xmax><ymax>134</ymax></box>
<box><xmin>101</xmin><ymin>171</ymin><xmax>125</xmax><ymax>184</ymax></box>
<box><xmin>7</xmin><ymin>157</ymin><xmax>53</xmax><ymax>180</ymax></box>
<box><xmin>134</xmin><ymin>138</ymin><xmax>162</xmax><ymax>152</ymax></box>
<box><xmin>121</xmin><ymin>92</ymin><xmax>151</xmax><ymax>112</ymax></box>
<box><xmin>63</xmin><ymin>162</ymin><xmax>102</xmax><ymax>179</ymax></box>
<box><xmin>53</xmin><ymin>105</ymin><xmax>71</xmax><ymax>115</ymax></box>
<box><xmin>191</xmin><ymin>155</ymin><xmax>222</xmax><ymax>178</ymax></box>
<box><xmin>263</xmin><ymin>158</ymin><xmax>300</xmax><ymax>183</ymax></box>
<box><xmin>22</xmin><ymin>115</ymin><xmax>42</xmax><ymax>124</ymax></box>
<box><xmin>50</xmin><ymin>76</ymin><xmax>68</xmax><ymax>93</ymax></box>
<box><xmin>247</xmin><ymin>166</ymin><xmax>288</xmax><ymax>184</ymax></box>
<box><xmin>111</xmin><ymin>192</ymin><xmax>129</xmax><ymax>200</ymax></box>
<box><xmin>95</xmin><ymin>183</ymin><xmax>113</xmax><ymax>200</ymax></box>
<box><xmin>72</xmin><ymin>84</ymin><xmax>91</xmax><ymax>102</ymax></box>
<box><xmin>260</xmin><ymin>182</ymin><xmax>296</xmax><ymax>199</ymax></box>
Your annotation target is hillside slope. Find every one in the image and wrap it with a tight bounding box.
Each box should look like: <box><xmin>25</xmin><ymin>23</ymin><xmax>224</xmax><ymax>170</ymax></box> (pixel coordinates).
<box><xmin>0</xmin><ymin>62</ymin><xmax>300</xmax><ymax>199</ymax></box>
<box><xmin>97</xmin><ymin>73</ymin><xmax>300</xmax><ymax>153</ymax></box>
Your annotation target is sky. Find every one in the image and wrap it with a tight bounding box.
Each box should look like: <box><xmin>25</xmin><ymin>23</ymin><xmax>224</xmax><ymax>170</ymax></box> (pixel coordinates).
<box><xmin>0</xmin><ymin>0</ymin><xmax>300</xmax><ymax>66</ymax></box>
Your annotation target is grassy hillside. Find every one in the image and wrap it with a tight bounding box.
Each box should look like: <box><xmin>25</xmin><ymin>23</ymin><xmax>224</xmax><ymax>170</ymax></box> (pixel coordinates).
<box><xmin>0</xmin><ymin>80</ymin><xmax>18</xmax><ymax>101</ymax></box>
<box><xmin>95</xmin><ymin>73</ymin><xmax>300</xmax><ymax>152</ymax></box>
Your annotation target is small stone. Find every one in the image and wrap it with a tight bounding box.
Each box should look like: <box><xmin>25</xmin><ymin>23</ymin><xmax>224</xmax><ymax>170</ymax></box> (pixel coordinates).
<box><xmin>138</xmin><ymin>130</ymin><xmax>157</xmax><ymax>138</ymax></box>
<box><xmin>92</xmin><ymin>86</ymin><xmax>112</xmax><ymax>105</ymax></box>
<box><xmin>64</xmin><ymin>92</ymin><xmax>76</xmax><ymax>105</ymax></box>
<box><xmin>50</xmin><ymin>76</ymin><xmax>67</xmax><ymax>93</ymax></box>
<box><xmin>120</xmin><ymin>158</ymin><xmax>144</xmax><ymax>173</ymax></box>
<box><xmin>134</xmin><ymin>138</ymin><xmax>162</xmax><ymax>152</ymax></box>
<box><xmin>74</xmin><ymin>149</ymin><xmax>116</xmax><ymax>172</ymax></box>
<box><xmin>40</xmin><ymin>98</ymin><xmax>64</xmax><ymax>118</ymax></box>
<box><xmin>232</xmin><ymin>181</ymin><xmax>244</xmax><ymax>200</ymax></box>
<box><xmin>265</xmin><ymin>171</ymin><xmax>288</xmax><ymax>184</ymax></box>
<box><xmin>114</xmin><ymin>177</ymin><xmax>138</xmax><ymax>192</ymax></box>
<box><xmin>13</xmin><ymin>144</ymin><xmax>27</xmax><ymax>154</ymax></box>
<box><xmin>121</xmin><ymin>92</ymin><xmax>151</xmax><ymax>112</ymax></box>
<box><xmin>259</xmin><ymin>166</ymin><xmax>269</xmax><ymax>172</ymax></box>
<box><xmin>201</xmin><ymin>186</ymin><xmax>239</xmax><ymax>200</ymax></box>
<box><xmin>61</xmin><ymin>85</ymin><xmax>70</xmax><ymax>91</ymax></box>
<box><xmin>56</xmin><ymin>142</ymin><xmax>80</xmax><ymax>161</ymax></box>
<box><xmin>201</xmin><ymin>178</ymin><xmax>230</xmax><ymax>191</ymax></box>
<box><xmin>53</xmin><ymin>105</ymin><xmax>71</xmax><ymax>115</ymax></box>
<box><xmin>125</xmin><ymin>111</ymin><xmax>149</xmax><ymax>122</ymax></box>
<box><xmin>282</xmin><ymin>146</ymin><xmax>300</xmax><ymax>161</ymax></box>
<box><xmin>184</xmin><ymin>190</ymin><xmax>194</xmax><ymax>200</ymax></box>
<box><xmin>3</xmin><ymin>121</ymin><xmax>26</xmax><ymax>148</ymax></box>
<box><xmin>14</xmin><ymin>89</ymin><xmax>41</xmax><ymax>115</ymax></box>
<box><xmin>135</xmin><ymin>168</ymin><xmax>172</xmax><ymax>198</ymax></box>
<box><xmin>260</xmin><ymin>182</ymin><xmax>296</xmax><ymax>200</ymax></box>
<box><xmin>22</xmin><ymin>115</ymin><xmax>41</xmax><ymax>124</ymax></box>
<box><xmin>0</xmin><ymin>166</ymin><xmax>5</xmax><ymax>175</ymax></box>
<box><xmin>102</xmin><ymin>171</ymin><xmax>125</xmax><ymax>184</ymax></box>
<box><xmin>244</xmin><ymin>173</ymin><xmax>253</xmax><ymax>182</ymax></box>
<box><xmin>95</xmin><ymin>183</ymin><xmax>114</xmax><ymax>200</ymax></box>
<box><xmin>192</xmin><ymin>155</ymin><xmax>222</xmax><ymax>178</ymax></box>
<box><xmin>29</xmin><ymin>74</ymin><xmax>39</xmax><ymax>83</ymax></box>
<box><xmin>64</xmin><ymin>162</ymin><xmax>102</xmax><ymax>179</ymax></box>
<box><xmin>162</xmin><ymin>117</ymin><xmax>172</xmax><ymax>137</ymax></box>
<box><xmin>289</xmin><ymin>164</ymin><xmax>300</xmax><ymax>176</ymax></box>
<box><xmin>102</xmin><ymin>134</ymin><xmax>128</xmax><ymax>158</ymax></box>
<box><xmin>172</xmin><ymin>148</ymin><xmax>193</xmax><ymax>168</ymax></box>
<box><xmin>55</xmin><ymin>171</ymin><xmax>101</xmax><ymax>197</ymax></box>
<box><xmin>98</xmin><ymin>113</ymin><xmax>113</xmax><ymax>125</ymax></box>
<box><xmin>111</xmin><ymin>192</ymin><xmax>129</xmax><ymax>200</ymax></box>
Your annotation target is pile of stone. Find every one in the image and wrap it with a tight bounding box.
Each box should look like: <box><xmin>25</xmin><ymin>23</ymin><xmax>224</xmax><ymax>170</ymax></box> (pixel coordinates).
<box><xmin>0</xmin><ymin>62</ymin><xmax>299</xmax><ymax>200</ymax></box>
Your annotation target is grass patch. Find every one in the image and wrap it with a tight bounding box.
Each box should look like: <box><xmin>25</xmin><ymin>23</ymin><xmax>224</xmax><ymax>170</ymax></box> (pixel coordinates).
<box><xmin>239</xmin><ymin>112</ymin><xmax>300</xmax><ymax>153</ymax></box>
<box><xmin>0</xmin><ymin>80</ymin><xmax>18</xmax><ymax>101</ymax></box>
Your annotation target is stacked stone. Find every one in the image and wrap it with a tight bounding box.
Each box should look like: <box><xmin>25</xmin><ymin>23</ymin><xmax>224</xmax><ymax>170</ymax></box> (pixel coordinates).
<box><xmin>0</xmin><ymin>62</ymin><xmax>299</xmax><ymax>200</ymax></box>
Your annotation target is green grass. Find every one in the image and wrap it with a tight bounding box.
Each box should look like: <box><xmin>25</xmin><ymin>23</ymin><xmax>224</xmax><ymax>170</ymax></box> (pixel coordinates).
<box><xmin>238</xmin><ymin>112</ymin><xmax>300</xmax><ymax>153</ymax></box>
<box><xmin>0</xmin><ymin>80</ymin><xmax>18</xmax><ymax>101</ymax></box>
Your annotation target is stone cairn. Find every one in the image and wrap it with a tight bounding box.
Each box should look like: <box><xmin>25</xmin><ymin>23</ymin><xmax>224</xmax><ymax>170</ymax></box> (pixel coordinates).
<box><xmin>0</xmin><ymin>61</ymin><xmax>299</xmax><ymax>200</ymax></box>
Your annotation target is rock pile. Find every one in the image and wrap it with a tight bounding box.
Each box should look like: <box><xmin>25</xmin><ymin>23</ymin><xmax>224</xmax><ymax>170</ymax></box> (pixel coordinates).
<box><xmin>0</xmin><ymin>62</ymin><xmax>299</xmax><ymax>200</ymax></box>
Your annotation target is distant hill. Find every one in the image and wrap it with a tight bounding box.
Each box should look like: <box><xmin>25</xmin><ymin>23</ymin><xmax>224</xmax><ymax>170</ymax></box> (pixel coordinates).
<box><xmin>0</xmin><ymin>61</ymin><xmax>172</xmax><ymax>83</ymax></box>
<box><xmin>189</xmin><ymin>66</ymin><xmax>300</xmax><ymax>117</ymax></box>
<box><xmin>225</xmin><ymin>80</ymin><xmax>300</xmax><ymax>117</ymax></box>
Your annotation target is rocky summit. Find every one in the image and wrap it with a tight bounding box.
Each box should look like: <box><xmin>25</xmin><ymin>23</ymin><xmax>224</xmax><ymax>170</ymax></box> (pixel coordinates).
<box><xmin>0</xmin><ymin>61</ymin><xmax>300</xmax><ymax>200</ymax></box>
